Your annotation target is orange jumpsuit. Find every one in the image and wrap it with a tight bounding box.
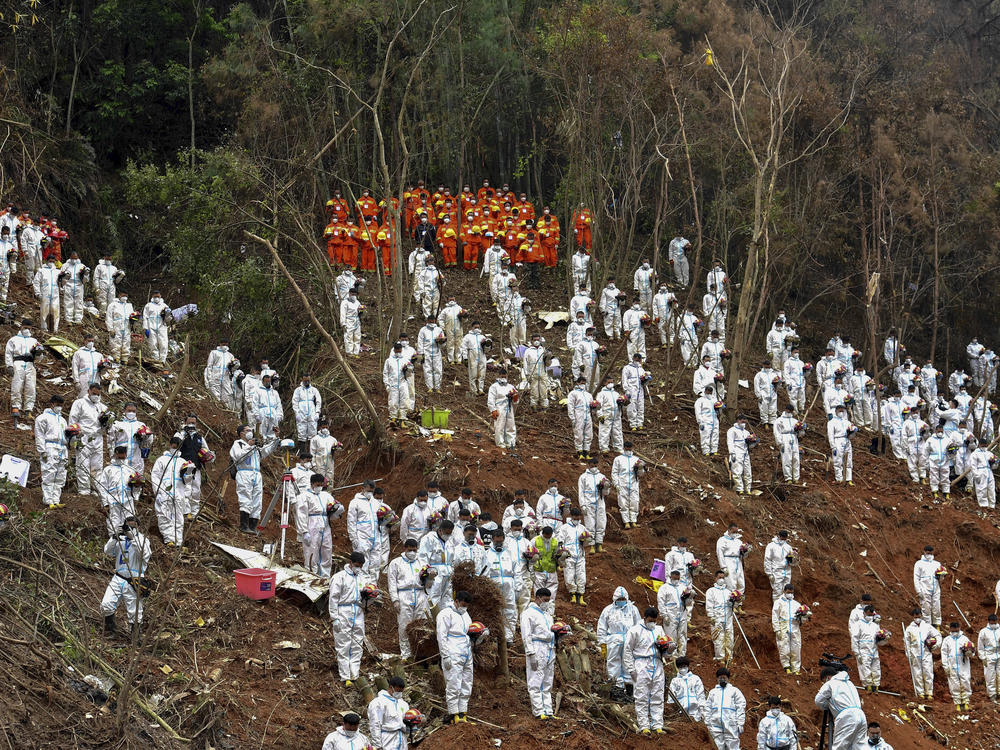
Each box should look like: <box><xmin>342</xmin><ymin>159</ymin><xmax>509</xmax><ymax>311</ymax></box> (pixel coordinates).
<box><xmin>323</xmin><ymin>221</ymin><xmax>339</xmax><ymax>264</ymax></box>
<box><xmin>503</xmin><ymin>227</ymin><xmax>520</xmax><ymax>261</ymax></box>
<box><xmin>357</xmin><ymin>196</ymin><xmax>379</xmax><ymax>225</ymax></box>
<box><xmin>459</xmin><ymin>189</ymin><xmax>475</xmax><ymax>212</ymax></box>
<box><xmin>359</xmin><ymin>219</ymin><xmax>379</xmax><ymax>271</ymax></box>
<box><xmin>573</xmin><ymin>209</ymin><xmax>593</xmax><ymax>250</ymax></box>
<box><xmin>403</xmin><ymin>190</ymin><xmax>417</xmax><ymax>236</ymax></box>
<box><xmin>517</xmin><ymin>199</ymin><xmax>535</xmax><ymax>222</ymax></box>
<box><xmin>326</xmin><ymin>196</ymin><xmax>350</xmax><ymax>222</ymax></box>
<box><xmin>417</xmin><ymin>198</ymin><xmax>435</xmax><ymax>226</ymax></box>
<box><xmin>377</xmin><ymin>225</ymin><xmax>395</xmax><ymax>276</ymax></box>
<box><xmin>379</xmin><ymin>197</ymin><xmax>400</xmax><ymax>227</ymax></box>
<box><xmin>477</xmin><ymin>185</ymin><xmax>495</xmax><ymax>203</ymax></box>
<box><xmin>462</xmin><ymin>216</ymin><xmax>483</xmax><ymax>270</ymax></box>
<box><xmin>341</xmin><ymin>222</ymin><xmax>360</xmax><ymax>268</ymax></box>
<box><xmin>538</xmin><ymin>215</ymin><xmax>561</xmax><ymax>267</ymax></box>
<box><xmin>439</xmin><ymin>223</ymin><xmax>459</xmax><ymax>267</ymax></box>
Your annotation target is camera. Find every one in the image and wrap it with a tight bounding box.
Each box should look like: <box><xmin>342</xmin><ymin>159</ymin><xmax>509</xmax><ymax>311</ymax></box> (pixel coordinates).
<box><xmin>818</xmin><ymin>652</ymin><xmax>853</xmax><ymax>672</ymax></box>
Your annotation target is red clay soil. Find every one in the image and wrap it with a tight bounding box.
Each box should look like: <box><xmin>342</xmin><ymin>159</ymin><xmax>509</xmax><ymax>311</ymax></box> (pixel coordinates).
<box><xmin>2</xmin><ymin>272</ymin><xmax>1000</xmax><ymax>750</ymax></box>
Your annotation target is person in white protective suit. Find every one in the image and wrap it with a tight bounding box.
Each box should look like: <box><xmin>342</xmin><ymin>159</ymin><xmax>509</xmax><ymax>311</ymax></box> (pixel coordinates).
<box><xmin>100</xmin><ymin>515</ymin><xmax>151</xmax><ymax>637</ymax></box>
<box><xmin>557</xmin><ymin>507</ymin><xmax>589</xmax><ymax>606</ymax></box>
<box><xmin>150</xmin><ymin>436</ymin><xmax>192</xmax><ymax>547</ymax></box>
<box><xmin>536</xmin><ymin>478</ymin><xmax>566</xmax><ymax>534</ymax></box>
<box><xmin>7</xmin><ymin>319</ymin><xmax>41</xmax><ymax>419</ymax></box>
<box><xmin>417</xmin><ymin>315</ymin><xmax>445</xmax><ymax>394</ymax></box>
<box><xmin>436</xmin><ymin>590</ymin><xmax>479</xmax><ymax>724</ymax></box>
<box><xmin>571</xmin><ymin>248</ymin><xmax>590</xmax><ymax>293</ymax></box>
<box><xmin>902</xmin><ymin>408</ymin><xmax>929</xmax><ymax>484</ymax></box>
<box><xmin>204</xmin><ymin>340</ymin><xmax>234</xmax><ymax>402</ymax></box>
<box><xmin>480</xmin><ymin>238</ymin><xmax>507</xmax><ymax>300</ymax></box>
<box><xmin>481</xmin><ymin>529</ymin><xmax>519</xmax><ymax>644</ymax></box>
<box><xmin>621</xmin><ymin>302</ymin><xmax>647</xmax><ymax>362</ymax></box>
<box><xmin>772</xmin><ymin>584</ymin><xmax>805</xmax><ymax>674</ymax></box>
<box><xmin>763</xmin><ymin>529</ymin><xmax>795</xmax><ymax>602</ymax></box>
<box><xmin>399</xmin><ymin>491</ymin><xmax>432</xmax><ymax>543</ymax></box>
<box><xmin>923</xmin><ymin>422</ymin><xmax>952</xmax><ymax>497</ymax></box>
<box><xmin>105</xmin><ymin>291</ymin><xmax>134</xmax><ymax>361</ymax></box>
<box><xmin>487</xmin><ymin>370</ymin><xmax>518</xmax><ymax>449</ymax></box>
<box><xmin>678</xmin><ymin>305</ymin><xmax>701</xmax><ymax>367</ymax></box>
<box><xmin>321</xmin><ymin>713</ymin><xmax>370</xmax><ymax>750</ymax></box>
<box><xmin>35</xmin><ymin>395</ymin><xmax>69</xmax><ymax>509</ymax></box>
<box><xmin>522</xmin><ymin>587</ymin><xmax>557</xmax><ymax>719</ymax></box>
<box><xmin>705</xmin><ymin>570</ymin><xmax>736</xmax><ymax>662</ymax></box>
<box><xmin>107</xmin><ymin>402</ymin><xmax>152</xmax><ymax>474</ymax></box>
<box><xmin>33</xmin><ymin>259</ymin><xmax>61</xmax><ymax>332</ymax></box>
<box><xmin>657</xmin><ymin>568</ymin><xmax>692</xmax><ymax>657</ymax></box>
<box><xmin>611</xmin><ymin>441</ymin><xmax>643</xmax><ymax>528</ymax></box>
<box><xmin>756</xmin><ymin>695</ymin><xmax>798</xmax><ymax>750</ymax></box>
<box><xmin>904</xmin><ymin>607</ymin><xmax>941</xmax><ymax>700</ymax></box>
<box><xmin>814</xmin><ymin>667</ymin><xmax>868</xmax><ymax>750</ymax></box>
<box><xmin>694</xmin><ymin>355</ymin><xmax>723</xmax><ymax>400</ymax></box>
<box><xmin>523</xmin><ymin>335</ymin><xmax>549</xmax><ymax>409</ymax></box>
<box><xmin>503</xmin><ymin>519</ymin><xmax>533</xmax><ymax>612</ymax></box>
<box><xmin>783</xmin><ymin>347</ymin><xmax>807</xmax><ymax>414</ymax></box>
<box><xmin>622</xmin><ymin>353</ymin><xmax>650</xmax><ymax>430</ymax></box>
<box><xmin>309</xmin><ymin>418</ymin><xmax>340</xmax><ymax>486</ymax></box>
<box><xmin>977</xmin><ymin>613</ymin><xmax>1000</xmax><ymax>703</ymax></box>
<box><xmin>251</xmin><ymin>374</ymin><xmax>282</xmax><ymax>437</ymax></box>
<box><xmin>92</xmin><ymin>254</ymin><xmax>122</xmax><ymax>314</ymax></box>
<box><xmin>623</xmin><ymin>607</ymin><xmax>671</xmax><ymax>735</ymax></box>
<box><xmin>572</xmin><ymin>327</ymin><xmax>602</xmax><ymax>391</ymax></box>
<box><xmin>335</xmin><ymin>266</ymin><xmax>358</xmax><ymax>304</ymax></box>
<box><xmin>437</xmin><ymin>297</ymin><xmax>465</xmax><ymax>365</ymax></box>
<box><xmin>419</xmin><ymin>261</ymin><xmax>443</xmax><ymax>319</ymax></box>
<box><xmin>72</xmin><ymin>332</ymin><xmax>105</xmax><ymax>399</ymax></box>
<box><xmin>652</xmin><ymin>282</ymin><xmax>676</xmax><ymax>348</ymax></box>
<box><xmin>142</xmin><ymin>290</ymin><xmax>170</xmax><ymax>362</ymax></box>
<box><xmin>328</xmin><ymin>552</ymin><xmax>369</xmax><ymax>685</ymax></box>
<box><xmin>754</xmin><ymin>360</ymin><xmax>781</xmax><ymax>427</ymax></box>
<box><xmin>827</xmin><ymin>404</ymin><xmax>856</xmax><ymax>484</ymax></box>
<box><xmin>595</xmin><ymin>379</ymin><xmax>625</xmax><ymax>454</ymax></box>
<box><xmin>967</xmin><ymin>436</ymin><xmax>997</xmax><ymax>509</ymax></box>
<box><xmin>597</xmin><ymin>586</ymin><xmax>642</xmax><ymax>702</ymax></box>
<box><xmin>388</xmin><ymin>538</ymin><xmax>431</xmax><ymax>660</ymax></box>
<box><xmin>504</xmin><ymin>284</ymin><xmax>529</xmax><ymax>350</ymax></box>
<box><xmin>367</xmin><ymin>676</ymin><xmax>412</xmax><ymax>750</ymax></box>
<box><xmin>298</xmin><ymin>473</ymin><xmax>341</xmax><ymax>577</ymax></box>
<box><xmin>773</xmin><ymin>406</ymin><xmax>802</xmax><ymax>483</ymax></box>
<box><xmin>70</xmin><ymin>383</ymin><xmax>109</xmax><ymax>496</ymax></box>
<box><xmin>913</xmin><ymin>545</ymin><xmax>944</xmax><ymax>627</ymax></box>
<box><xmin>174</xmin><ymin>414</ymin><xmax>211</xmax><ymax>518</ymax></box>
<box><xmin>566</xmin><ymin>309</ymin><xmax>589</xmax><ymax>352</ymax></box>
<box><xmin>941</xmin><ymin>622</ymin><xmax>975</xmax><ymax>710</ymax></box>
<box><xmin>665</xmin><ymin>537</ymin><xmax>697</xmax><ymax>614</ymax></box>
<box><xmin>346</xmin><ymin>479</ymin><xmax>385</xmax><ymax>580</ymax></box>
<box><xmin>716</xmin><ymin>523</ymin><xmax>746</xmax><ymax>594</ymax></box>
<box><xmin>669</xmin><ymin>657</ymin><xmax>705</xmax><ymax>721</ymax></box>
<box><xmin>703</xmin><ymin>284</ymin><xmax>727</xmax><ymax>340</ymax></box>
<box><xmin>851</xmin><ymin>604</ymin><xmax>884</xmax><ymax>692</ymax></box>
<box><xmin>383</xmin><ymin>343</ymin><xmax>411</xmax><ymax>422</ymax></box>
<box><xmin>291</xmin><ymin>374</ymin><xmax>322</xmax><ymax>445</ymax></box>
<box><xmin>460</xmin><ymin>321</ymin><xmax>489</xmax><ymax>396</ymax></box>
<box><xmin>668</xmin><ymin>236</ymin><xmax>690</xmax><ymax>286</ymax></box>
<box><xmin>229</xmin><ymin>424</ymin><xmax>278</xmax><ymax>533</ymax></box>
<box><xmin>569</xmin><ymin>285</ymin><xmax>594</xmax><ymax>326</ymax></box>
<box><xmin>695</xmin><ymin>385</ymin><xmax>721</xmax><ymax>455</ymax></box>
<box><xmin>418</xmin><ymin>519</ymin><xmax>455</xmax><ymax>609</ymax></box>
<box><xmin>599</xmin><ymin>278</ymin><xmax>624</xmax><ymax>340</ymax></box>
<box><xmin>633</xmin><ymin>260</ymin><xmax>656</xmax><ymax>313</ymax></box>
<box><xmin>726</xmin><ymin>414</ymin><xmax>754</xmax><ymax>495</ymax></box>
<box><xmin>864</xmin><ymin>722</ymin><xmax>894</xmax><ymax>750</ymax></box>
<box><xmin>578</xmin><ymin>457</ymin><xmax>609</xmax><ymax>552</ymax></box>
<box><xmin>60</xmin><ymin>250</ymin><xmax>89</xmax><ymax>325</ymax></box>
<box><xmin>339</xmin><ymin>286</ymin><xmax>363</xmax><ymax>356</ymax></box>
<box><xmin>567</xmin><ymin>376</ymin><xmax>595</xmax><ymax>459</ymax></box>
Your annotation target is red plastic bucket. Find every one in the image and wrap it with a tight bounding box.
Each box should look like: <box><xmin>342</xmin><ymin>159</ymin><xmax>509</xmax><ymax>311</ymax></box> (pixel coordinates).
<box><xmin>234</xmin><ymin>568</ymin><xmax>277</xmax><ymax>600</ymax></box>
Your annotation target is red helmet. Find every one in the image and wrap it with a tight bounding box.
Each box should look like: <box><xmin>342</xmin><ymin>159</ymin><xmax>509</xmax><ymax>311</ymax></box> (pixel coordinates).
<box><xmin>655</xmin><ymin>635</ymin><xmax>675</xmax><ymax>652</ymax></box>
<box><xmin>127</xmin><ymin>471</ymin><xmax>144</xmax><ymax>489</ymax></box>
<box><xmin>136</xmin><ymin>425</ymin><xmax>151</xmax><ymax>439</ymax></box>
<box><xmin>403</xmin><ymin>709</ymin><xmax>425</xmax><ymax>727</ymax></box>
<box><xmin>467</xmin><ymin>621</ymin><xmax>487</xmax><ymax>636</ymax></box>
<box><xmin>197</xmin><ymin>447</ymin><xmax>215</xmax><ymax>463</ymax></box>
<box><xmin>64</xmin><ymin>423</ymin><xmax>82</xmax><ymax>438</ymax></box>
<box><xmin>551</xmin><ymin>620</ymin><xmax>571</xmax><ymax>636</ymax></box>
<box><xmin>360</xmin><ymin>584</ymin><xmax>380</xmax><ymax>600</ymax></box>
<box><xmin>522</xmin><ymin>545</ymin><xmax>539</xmax><ymax>561</ymax></box>
<box><xmin>0</xmin><ymin>503</ymin><xmax>8</xmax><ymax>518</ymax></box>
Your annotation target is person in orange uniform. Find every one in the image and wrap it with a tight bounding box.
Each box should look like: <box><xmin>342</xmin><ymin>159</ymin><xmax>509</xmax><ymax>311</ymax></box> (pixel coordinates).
<box><xmin>438</xmin><ymin>199</ymin><xmax>458</xmax><ymax>228</ymax></box>
<box><xmin>415</xmin><ymin>180</ymin><xmax>430</xmax><ymax>202</ymax></box>
<box><xmin>357</xmin><ymin>190</ymin><xmax>379</xmax><ymax>225</ymax></box>
<box><xmin>359</xmin><ymin>216</ymin><xmax>379</xmax><ymax>272</ymax></box>
<box><xmin>502</xmin><ymin>218</ymin><xmax>520</xmax><ymax>262</ymax></box>
<box><xmin>438</xmin><ymin>216</ymin><xmax>459</xmax><ymax>268</ymax></box>
<box><xmin>379</xmin><ymin>196</ymin><xmax>400</xmax><ymax>228</ymax></box>
<box><xmin>499</xmin><ymin>184</ymin><xmax>515</xmax><ymax>205</ymax></box>
<box><xmin>461</xmin><ymin>211</ymin><xmax>483</xmax><ymax>270</ymax></box>
<box><xmin>403</xmin><ymin>186</ymin><xmax>418</xmax><ymax>238</ymax></box>
<box><xmin>417</xmin><ymin>195</ymin><xmax>436</xmax><ymax>227</ymax></box>
<box><xmin>460</xmin><ymin>185</ymin><xmax>476</xmax><ymax>213</ymax></box>
<box><xmin>478</xmin><ymin>179</ymin><xmax>495</xmax><ymax>204</ymax></box>
<box><xmin>517</xmin><ymin>193</ymin><xmax>535</xmax><ymax>222</ymax></box>
<box><xmin>341</xmin><ymin>217</ymin><xmax>360</xmax><ymax>269</ymax></box>
<box><xmin>538</xmin><ymin>206</ymin><xmax>561</xmax><ymax>268</ymax></box>
<box><xmin>326</xmin><ymin>189</ymin><xmax>351</xmax><ymax>223</ymax></box>
<box><xmin>521</xmin><ymin>229</ymin><xmax>544</xmax><ymax>288</ymax></box>
<box><xmin>573</xmin><ymin>204</ymin><xmax>593</xmax><ymax>251</ymax></box>
<box><xmin>376</xmin><ymin>222</ymin><xmax>395</xmax><ymax>276</ymax></box>
<box><xmin>324</xmin><ymin>215</ymin><xmax>343</xmax><ymax>264</ymax></box>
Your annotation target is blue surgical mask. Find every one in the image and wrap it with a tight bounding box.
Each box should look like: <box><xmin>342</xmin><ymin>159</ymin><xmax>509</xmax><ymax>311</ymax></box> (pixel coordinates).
<box><xmin>614</xmin><ymin>600</ymin><xmax>627</xmax><ymax>609</ymax></box>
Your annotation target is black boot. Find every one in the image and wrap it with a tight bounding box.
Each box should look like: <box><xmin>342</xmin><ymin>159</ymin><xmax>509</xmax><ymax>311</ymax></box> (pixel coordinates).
<box><xmin>103</xmin><ymin>614</ymin><xmax>116</xmax><ymax>636</ymax></box>
<box><xmin>239</xmin><ymin>510</ymin><xmax>249</xmax><ymax>533</ymax></box>
<box><xmin>625</xmin><ymin>683</ymin><xmax>635</xmax><ymax>703</ymax></box>
<box><xmin>610</xmin><ymin>685</ymin><xmax>626</xmax><ymax>703</ymax></box>
<box><xmin>249</xmin><ymin>518</ymin><xmax>260</xmax><ymax>535</ymax></box>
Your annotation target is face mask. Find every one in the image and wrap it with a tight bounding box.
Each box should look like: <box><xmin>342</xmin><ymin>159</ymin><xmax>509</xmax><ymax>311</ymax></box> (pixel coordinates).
<box><xmin>784</xmin><ymin>593</ymin><xmax>794</xmax><ymax>600</ymax></box>
<box><xmin>85</xmin><ymin>341</ymin><xmax>94</xmax><ymax>349</ymax></box>
<box><xmin>644</xmin><ymin>622</ymin><xmax>654</xmax><ymax>630</ymax></box>
<box><xmin>220</xmin><ymin>346</ymin><xmax>229</xmax><ymax>352</ymax></box>
<box><xmin>456</xmin><ymin>606</ymin><xmax>467</xmax><ymax>615</ymax></box>
<box><xmin>718</xmin><ymin>678</ymin><xmax>728</xmax><ymax>687</ymax></box>
<box><xmin>303</xmin><ymin>382</ymin><xmax>311</xmax><ymax>388</ymax></box>
<box><xmin>320</xmin><ymin>428</ymin><xmax>330</xmax><ymax>436</ymax></box>
<box><xmin>51</xmin><ymin>407</ymin><xmax>62</xmax><ymax>415</ymax></box>
<box><xmin>867</xmin><ymin>737</ymin><xmax>880</xmax><ymax>746</ymax></box>
<box><xmin>715</xmin><ymin>580</ymin><xmax>726</xmax><ymax>588</ymax></box>
<box><xmin>344</xmin><ymin>730</ymin><xmax>357</xmax><ymax>738</ymax></box>
<box><xmin>393</xmin><ymin>690</ymin><xmax>404</xmax><ymax>699</ymax></box>
<box><xmin>416</xmin><ymin>499</ymin><xmax>427</xmax><ymax>508</ymax></box>
<box><xmin>89</xmin><ymin>395</ymin><xmax>101</xmax><ymax>404</ymax></box>
<box><xmin>153</xmin><ymin>297</ymin><xmax>162</xmax><ymax>303</ymax></box>
<box><xmin>863</xmin><ymin>616</ymin><xmax>873</xmax><ymax>623</ymax></box>
<box><xmin>614</xmin><ymin>600</ymin><xmax>627</xmax><ymax>609</ymax></box>
<box><xmin>21</xmin><ymin>329</ymin><xmax>30</xmax><ymax>336</ymax></box>
<box><xmin>119</xmin><ymin>298</ymin><xmax>128</xmax><ymax>304</ymax></box>
<box><xmin>768</xmin><ymin>708</ymin><xmax>780</xmax><ymax>717</ymax></box>
<box><xmin>923</xmin><ymin>554</ymin><xmax>933</xmax><ymax>560</ymax></box>
<box><xmin>404</xmin><ymin>551</ymin><xmax>417</xmax><ymax>561</ymax></box>
<box><xmin>243</xmin><ymin>432</ymin><xmax>253</xmax><ymax>441</ymax></box>
<box><xmin>678</xmin><ymin>547</ymin><xmax>687</xmax><ymax>554</ymax></box>
<box><xmin>990</xmin><ymin>623</ymin><xmax>999</xmax><ymax>629</ymax></box>
<box><xmin>497</xmin><ymin>378</ymin><xmax>506</xmax><ymax>384</ymax></box>
<box><xmin>126</xmin><ymin>412</ymin><xmax>136</xmax><ymax>420</ymax></box>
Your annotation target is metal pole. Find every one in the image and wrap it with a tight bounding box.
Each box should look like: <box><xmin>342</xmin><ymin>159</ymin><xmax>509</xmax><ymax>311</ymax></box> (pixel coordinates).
<box><xmin>733</xmin><ymin>611</ymin><xmax>761</xmax><ymax>669</ymax></box>
<box><xmin>954</xmin><ymin>600</ymin><xmax>972</xmax><ymax>629</ymax></box>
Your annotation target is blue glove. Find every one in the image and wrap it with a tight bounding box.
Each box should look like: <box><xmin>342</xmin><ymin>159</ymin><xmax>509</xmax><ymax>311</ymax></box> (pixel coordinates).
<box><xmin>144</xmin><ymin>329</ymin><xmax>150</xmax><ymax>337</ymax></box>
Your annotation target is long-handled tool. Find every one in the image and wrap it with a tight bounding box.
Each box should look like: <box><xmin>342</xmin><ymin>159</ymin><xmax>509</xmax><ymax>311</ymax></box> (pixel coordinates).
<box><xmin>954</xmin><ymin>600</ymin><xmax>972</xmax><ymax>629</ymax></box>
<box><xmin>732</xmin><ymin>611</ymin><xmax>761</xmax><ymax>669</ymax></box>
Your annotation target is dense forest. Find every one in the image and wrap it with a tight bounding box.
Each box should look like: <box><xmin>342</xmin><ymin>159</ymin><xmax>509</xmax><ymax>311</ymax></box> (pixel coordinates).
<box><xmin>3</xmin><ymin>0</ymin><xmax>1000</xmax><ymax>378</ymax></box>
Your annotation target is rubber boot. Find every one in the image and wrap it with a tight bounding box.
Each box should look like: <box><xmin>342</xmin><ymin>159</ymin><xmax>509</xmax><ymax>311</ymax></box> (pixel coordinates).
<box><xmin>249</xmin><ymin>518</ymin><xmax>260</xmax><ymax>535</ymax></box>
<box><xmin>625</xmin><ymin>683</ymin><xmax>635</xmax><ymax>703</ymax></box>
<box><xmin>103</xmin><ymin>614</ymin><xmax>116</xmax><ymax>636</ymax></box>
<box><xmin>239</xmin><ymin>510</ymin><xmax>249</xmax><ymax>533</ymax></box>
